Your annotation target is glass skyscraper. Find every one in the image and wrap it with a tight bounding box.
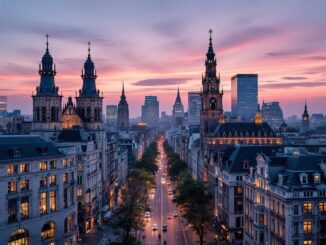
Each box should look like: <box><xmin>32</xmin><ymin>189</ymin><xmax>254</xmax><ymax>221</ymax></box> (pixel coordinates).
<box><xmin>188</xmin><ymin>92</ymin><xmax>201</xmax><ymax>125</ymax></box>
<box><xmin>141</xmin><ymin>96</ymin><xmax>159</xmax><ymax>127</ymax></box>
<box><xmin>231</xmin><ymin>74</ymin><xmax>258</xmax><ymax>121</ymax></box>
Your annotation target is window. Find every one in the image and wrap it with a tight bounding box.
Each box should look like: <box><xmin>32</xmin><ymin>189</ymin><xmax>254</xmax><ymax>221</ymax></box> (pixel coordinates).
<box><xmin>63</xmin><ymin>173</ymin><xmax>68</xmax><ymax>184</ymax></box>
<box><xmin>259</xmin><ymin>214</ymin><xmax>264</xmax><ymax>225</ymax></box>
<box><xmin>7</xmin><ymin>164</ymin><xmax>18</xmax><ymax>175</ymax></box>
<box><xmin>50</xmin><ymin>160</ymin><xmax>56</xmax><ymax>169</ymax></box>
<box><xmin>304</xmin><ymin>240</ymin><xmax>313</xmax><ymax>245</ymax></box>
<box><xmin>319</xmin><ymin>202</ymin><xmax>326</xmax><ymax>212</ymax></box>
<box><xmin>8</xmin><ymin>181</ymin><xmax>17</xmax><ymax>193</ymax></box>
<box><xmin>301</xmin><ymin>174</ymin><xmax>308</xmax><ymax>184</ymax></box>
<box><xmin>77</xmin><ymin>188</ymin><xmax>83</xmax><ymax>197</ymax></box>
<box><xmin>40</xmin><ymin>192</ymin><xmax>47</xmax><ymax>214</ymax></box>
<box><xmin>236</xmin><ymin>217</ymin><xmax>242</xmax><ymax>228</ymax></box>
<box><xmin>41</xmin><ymin>222</ymin><xmax>55</xmax><ymax>240</ymax></box>
<box><xmin>70</xmin><ymin>187</ymin><xmax>74</xmax><ymax>205</ymax></box>
<box><xmin>77</xmin><ymin>163</ymin><xmax>83</xmax><ymax>171</ymax></box>
<box><xmin>39</xmin><ymin>161</ymin><xmax>47</xmax><ymax>171</ymax></box>
<box><xmin>13</xmin><ymin>150</ymin><xmax>21</xmax><ymax>158</ymax></box>
<box><xmin>20</xmin><ymin>197</ymin><xmax>29</xmax><ymax>220</ymax></box>
<box><xmin>64</xmin><ymin>215</ymin><xmax>73</xmax><ymax>233</ymax></box>
<box><xmin>293</xmin><ymin>222</ymin><xmax>298</xmax><ymax>235</ymax></box>
<box><xmin>49</xmin><ymin>175</ymin><xmax>56</xmax><ymax>186</ymax></box>
<box><xmin>64</xmin><ymin>188</ymin><xmax>68</xmax><ymax>208</ymax></box>
<box><xmin>8</xmin><ymin>199</ymin><xmax>17</xmax><ymax>223</ymax></box>
<box><xmin>235</xmin><ymin>186</ymin><xmax>243</xmax><ymax>195</ymax></box>
<box><xmin>304</xmin><ymin>203</ymin><xmax>313</xmax><ymax>214</ymax></box>
<box><xmin>235</xmin><ymin>198</ymin><xmax>243</xmax><ymax>212</ymax></box>
<box><xmin>86</xmin><ymin>192</ymin><xmax>91</xmax><ymax>203</ymax></box>
<box><xmin>50</xmin><ymin>191</ymin><xmax>56</xmax><ymax>212</ymax></box>
<box><xmin>63</xmin><ymin>158</ymin><xmax>68</xmax><ymax>167</ymax></box>
<box><xmin>20</xmin><ymin>163</ymin><xmax>29</xmax><ymax>173</ymax></box>
<box><xmin>243</xmin><ymin>161</ymin><xmax>249</xmax><ymax>169</ymax></box>
<box><xmin>77</xmin><ymin>176</ymin><xmax>82</xmax><ymax>185</ymax></box>
<box><xmin>40</xmin><ymin>177</ymin><xmax>47</xmax><ymax>188</ymax></box>
<box><xmin>8</xmin><ymin>229</ymin><xmax>29</xmax><ymax>245</ymax></box>
<box><xmin>20</xmin><ymin>179</ymin><xmax>29</xmax><ymax>191</ymax></box>
<box><xmin>304</xmin><ymin>220</ymin><xmax>312</xmax><ymax>233</ymax></box>
<box><xmin>314</xmin><ymin>174</ymin><xmax>320</xmax><ymax>183</ymax></box>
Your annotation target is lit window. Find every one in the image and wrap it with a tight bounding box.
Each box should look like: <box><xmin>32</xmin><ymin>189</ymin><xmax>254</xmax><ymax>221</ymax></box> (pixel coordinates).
<box><xmin>86</xmin><ymin>192</ymin><xmax>91</xmax><ymax>203</ymax></box>
<box><xmin>50</xmin><ymin>191</ymin><xmax>56</xmax><ymax>212</ymax></box>
<box><xmin>50</xmin><ymin>160</ymin><xmax>56</xmax><ymax>169</ymax></box>
<box><xmin>304</xmin><ymin>240</ymin><xmax>313</xmax><ymax>245</ymax></box>
<box><xmin>303</xmin><ymin>220</ymin><xmax>312</xmax><ymax>233</ymax></box>
<box><xmin>7</xmin><ymin>165</ymin><xmax>18</xmax><ymax>175</ymax></box>
<box><xmin>63</xmin><ymin>173</ymin><xmax>68</xmax><ymax>184</ymax></box>
<box><xmin>8</xmin><ymin>229</ymin><xmax>29</xmax><ymax>245</ymax></box>
<box><xmin>20</xmin><ymin>163</ymin><xmax>29</xmax><ymax>173</ymax></box>
<box><xmin>41</xmin><ymin>222</ymin><xmax>55</xmax><ymax>240</ymax></box>
<box><xmin>20</xmin><ymin>197</ymin><xmax>29</xmax><ymax>220</ymax></box>
<box><xmin>40</xmin><ymin>192</ymin><xmax>47</xmax><ymax>214</ymax></box>
<box><xmin>8</xmin><ymin>181</ymin><xmax>17</xmax><ymax>193</ymax></box>
<box><xmin>49</xmin><ymin>175</ymin><xmax>56</xmax><ymax>186</ymax></box>
<box><xmin>77</xmin><ymin>188</ymin><xmax>83</xmax><ymax>197</ymax></box>
<box><xmin>303</xmin><ymin>203</ymin><xmax>313</xmax><ymax>214</ymax></box>
<box><xmin>39</xmin><ymin>161</ymin><xmax>47</xmax><ymax>171</ymax></box>
<box><xmin>40</xmin><ymin>177</ymin><xmax>47</xmax><ymax>188</ymax></box>
<box><xmin>77</xmin><ymin>163</ymin><xmax>83</xmax><ymax>171</ymax></box>
<box><xmin>20</xmin><ymin>179</ymin><xmax>29</xmax><ymax>191</ymax></box>
<box><xmin>63</xmin><ymin>158</ymin><xmax>68</xmax><ymax>167</ymax></box>
<box><xmin>235</xmin><ymin>186</ymin><xmax>243</xmax><ymax>195</ymax></box>
<box><xmin>319</xmin><ymin>202</ymin><xmax>326</xmax><ymax>212</ymax></box>
<box><xmin>314</xmin><ymin>174</ymin><xmax>320</xmax><ymax>183</ymax></box>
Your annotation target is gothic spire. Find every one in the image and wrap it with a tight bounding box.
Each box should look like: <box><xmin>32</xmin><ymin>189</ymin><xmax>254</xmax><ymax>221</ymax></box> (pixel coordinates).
<box><xmin>120</xmin><ymin>82</ymin><xmax>126</xmax><ymax>101</ymax></box>
<box><xmin>204</xmin><ymin>29</ymin><xmax>217</xmax><ymax>83</ymax></box>
<box><xmin>175</xmin><ymin>86</ymin><xmax>182</xmax><ymax>104</ymax></box>
<box><xmin>303</xmin><ymin>100</ymin><xmax>309</xmax><ymax>116</ymax></box>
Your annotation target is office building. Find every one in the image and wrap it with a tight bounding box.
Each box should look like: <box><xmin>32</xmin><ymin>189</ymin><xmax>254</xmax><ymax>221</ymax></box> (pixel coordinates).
<box><xmin>261</xmin><ymin>101</ymin><xmax>284</xmax><ymax>129</ymax></box>
<box><xmin>0</xmin><ymin>96</ymin><xmax>8</xmax><ymax>117</ymax></box>
<box><xmin>106</xmin><ymin>105</ymin><xmax>118</xmax><ymax>127</ymax></box>
<box><xmin>141</xmin><ymin>96</ymin><xmax>159</xmax><ymax>127</ymax></box>
<box><xmin>188</xmin><ymin>91</ymin><xmax>201</xmax><ymax>126</ymax></box>
<box><xmin>231</xmin><ymin>74</ymin><xmax>258</xmax><ymax>121</ymax></box>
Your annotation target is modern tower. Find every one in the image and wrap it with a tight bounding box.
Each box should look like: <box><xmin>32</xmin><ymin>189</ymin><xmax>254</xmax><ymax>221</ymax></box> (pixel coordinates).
<box><xmin>141</xmin><ymin>96</ymin><xmax>159</xmax><ymax>127</ymax></box>
<box><xmin>200</xmin><ymin>29</ymin><xmax>224</xmax><ymax>141</ymax></box>
<box><xmin>172</xmin><ymin>87</ymin><xmax>184</xmax><ymax>127</ymax></box>
<box><xmin>302</xmin><ymin>100</ymin><xmax>310</xmax><ymax>131</ymax></box>
<box><xmin>117</xmin><ymin>83</ymin><xmax>129</xmax><ymax>131</ymax></box>
<box><xmin>188</xmin><ymin>92</ymin><xmax>201</xmax><ymax>126</ymax></box>
<box><xmin>76</xmin><ymin>42</ymin><xmax>103</xmax><ymax>130</ymax></box>
<box><xmin>231</xmin><ymin>74</ymin><xmax>258</xmax><ymax>121</ymax></box>
<box><xmin>32</xmin><ymin>35</ymin><xmax>62</xmax><ymax>134</ymax></box>
<box><xmin>106</xmin><ymin>105</ymin><xmax>118</xmax><ymax>127</ymax></box>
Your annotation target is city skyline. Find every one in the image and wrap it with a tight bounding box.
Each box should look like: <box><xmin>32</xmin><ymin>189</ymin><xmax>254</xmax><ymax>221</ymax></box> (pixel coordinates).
<box><xmin>1</xmin><ymin>0</ymin><xmax>326</xmax><ymax>117</ymax></box>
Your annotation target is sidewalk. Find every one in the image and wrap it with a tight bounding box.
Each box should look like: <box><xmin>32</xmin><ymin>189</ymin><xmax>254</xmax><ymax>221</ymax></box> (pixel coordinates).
<box><xmin>78</xmin><ymin>224</ymin><xmax>122</xmax><ymax>245</ymax></box>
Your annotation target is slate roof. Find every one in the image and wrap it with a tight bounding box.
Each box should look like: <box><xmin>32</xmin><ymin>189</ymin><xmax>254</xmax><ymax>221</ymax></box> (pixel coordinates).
<box><xmin>58</xmin><ymin>128</ymin><xmax>84</xmax><ymax>142</ymax></box>
<box><xmin>213</xmin><ymin>122</ymin><xmax>276</xmax><ymax>138</ymax></box>
<box><xmin>0</xmin><ymin>135</ymin><xmax>64</xmax><ymax>162</ymax></box>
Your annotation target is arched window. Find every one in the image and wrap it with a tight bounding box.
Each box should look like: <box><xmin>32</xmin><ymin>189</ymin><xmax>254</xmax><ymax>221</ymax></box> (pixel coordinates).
<box><xmin>56</xmin><ymin>107</ymin><xmax>60</xmax><ymax>121</ymax></box>
<box><xmin>51</xmin><ymin>107</ymin><xmax>56</xmax><ymax>122</ymax></box>
<box><xmin>64</xmin><ymin>215</ymin><xmax>73</xmax><ymax>233</ymax></box>
<box><xmin>8</xmin><ymin>229</ymin><xmax>29</xmax><ymax>245</ymax></box>
<box><xmin>94</xmin><ymin>108</ymin><xmax>98</xmax><ymax>121</ymax></box>
<box><xmin>210</xmin><ymin>98</ymin><xmax>216</xmax><ymax>110</ymax></box>
<box><xmin>86</xmin><ymin>107</ymin><xmax>91</xmax><ymax>121</ymax></box>
<box><xmin>42</xmin><ymin>107</ymin><xmax>46</xmax><ymax>122</ymax></box>
<box><xmin>36</xmin><ymin>107</ymin><xmax>40</xmax><ymax>122</ymax></box>
<box><xmin>41</xmin><ymin>222</ymin><xmax>55</xmax><ymax>241</ymax></box>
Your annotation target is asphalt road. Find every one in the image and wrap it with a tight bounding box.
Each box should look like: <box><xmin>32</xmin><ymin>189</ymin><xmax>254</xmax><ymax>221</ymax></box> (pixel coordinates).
<box><xmin>141</xmin><ymin>138</ymin><xmax>206</xmax><ymax>245</ymax></box>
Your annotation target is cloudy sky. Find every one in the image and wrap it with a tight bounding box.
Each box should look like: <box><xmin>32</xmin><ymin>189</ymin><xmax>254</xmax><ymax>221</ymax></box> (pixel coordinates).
<box><xmin>1</xmin><ymin>0</ymin><xmax>325</xmax><ymax>117</ymax></box>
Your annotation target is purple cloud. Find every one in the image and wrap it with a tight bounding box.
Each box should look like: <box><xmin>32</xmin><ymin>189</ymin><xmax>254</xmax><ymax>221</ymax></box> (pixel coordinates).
<box><xmin>261</xmin><ymin>81</ymin><xmax>326</xmax><ymax>89</ymax></box>
<box><xmin>282</xmin><ymin>76</ymin><xmax>307</xmax><ymax>80</ymax></box>
<box><xmin>133</xmin><ymin>78</ymin><xmax>190</xmax><ymax>86</ymax></box>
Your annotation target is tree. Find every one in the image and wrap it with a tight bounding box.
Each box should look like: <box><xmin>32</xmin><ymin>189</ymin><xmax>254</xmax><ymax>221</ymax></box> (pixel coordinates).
<box><xmin>174</xmin><ymin>175</ymin><xmax>214</xmax><ymax>245</ymax></box>
<box><xmin>112</xmin><ymin>177</ymin><xmax>149</xmax><ymax>244</ymax></box>
<box><xmin>135</xmin><ymin>142</ymin><xmax>158</xmax><ymax>174</ymax></box>
<box><xmin>163</xmin><ymin>140</ymin><xmax>187</xmax><ymax>179</ymax></box>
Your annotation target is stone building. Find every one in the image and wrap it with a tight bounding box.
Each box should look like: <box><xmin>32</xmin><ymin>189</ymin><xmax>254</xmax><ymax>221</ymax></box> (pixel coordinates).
<box><xmin>117</xmin><ymin>83</ymin><xmax>129</xmax><ymax>131</ymax></box>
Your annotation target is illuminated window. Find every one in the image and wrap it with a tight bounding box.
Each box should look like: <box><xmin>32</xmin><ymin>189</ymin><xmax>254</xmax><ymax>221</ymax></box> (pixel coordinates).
<box><xmin>304</xmin><ymin>220</ymin><xmax>312</xmax><ymax>233</ymax></box>
<box><xmin>63</xmin><ymin>173</ymin><xmax>68</xmax><ymax>184</ymax></box>
<box><xmin>40</xmin><ymin>192</ymin><xmax>47</xmax><ymax>214</ymax></box>
<box><xmin>8</xmin><ymin>181</ymin><xmax>17</xmax><ymax>193</ymax></box>
<box><xmin>303</xmin><ymin>203</ymin><xmax>313</xmax><ymax>214</ymax></box>
<box><xmin>304</xmin><ymin>240</ymin><xmax>313</xmax><ymax>245</ymax></box>
<box><xmin>314</xmin><ymin>174</ymin><xmax>320</xmax><ymax>183</ymax></box>
<box><xmin>50</xmin><ymin>191</ymin><xmax>56</xmax><ymax>212</ymax></box>
<box><xmin>319</xmin><ymin>202</ymin><xmax>326</xmax><ymax>212</ymax></box>
<box><xmin>20</xmin><ymin>163</ymin><xmax>29</xmax><ymax>173</ymax></box>
<box><xmin>63</xmin><ymin>158</ymin><xmax>68</xmax><ymax>167</ymax></box>
<box><xmin>86</xmin><ymin>192</ymin><xmax>91</xmax><ymax>203</ymax></box>
<box><xmin>64</xmin><ymin>215</ymin><xmax>73</xmax><ymax>233</ymax></box>
<box><xmin>235</xmin><ymin>186</ymin><xmax>243</xmax><ymax>195</ymax></box>
<box><xmin>7</xmin><ymin>164</ymin><xmax>18</xmax><ymax>175</ymax></box>
<box><xmin>20</xmin><ymin>179</ymin><xmax>29</xmax><ymax>191</ymax></box>
<box><xmin>20</xmin><ymin>197</ymin><xmax>29</xmax><ymax>220</ymax></box>
<box><xmin>77</xmin><ymin>188</ymin><xmax>83</xmax><ymax>197</ymax></box>
<box><xmin>41</xmin><ymin>222</ymin><xmax>55</xmax><ymax>240</ymax></box>
<box><xmin>39</xmin><ymin>161</ymin><xmax>47</xmax><ymax>171</ymax></box>
<box><xmin>49</xmin><ymin>175</ymin><xmax>56</xmax><ymax>186</ymax></box>
<box><xmin>50</xmin><ymin>160</ymin><xmax>56</xmax><ymax>169</ymax></box>
<box><xmin>8</xmin><ymin>229</ymin><xmax>29</xmax><ymax>245</ymax></box>
<box><xmin>77</xmin><ymin>163</ymin><xmax>83</xmax><ymax>171</ymax></box>
<box><xmin>40</xmin><ymin>177</ymin><xmax>47</xmax><ymax>188</ymax></box>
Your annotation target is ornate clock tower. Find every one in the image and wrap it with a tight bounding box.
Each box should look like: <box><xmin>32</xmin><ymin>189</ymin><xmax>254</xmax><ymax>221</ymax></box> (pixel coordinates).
<box><xmin>200</xmin><ymin>29</ymin><xmax>224</xmax><ymax>144</ymax></box>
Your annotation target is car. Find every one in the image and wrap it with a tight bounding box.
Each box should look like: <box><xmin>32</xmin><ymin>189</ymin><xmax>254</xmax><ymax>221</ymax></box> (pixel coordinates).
<box><xmin>152</xmin><ymin>223</ymin><xmax>158</xmax><ymax>231</ymax></box>
<box><xmin>150</xmin><ymin>188</ymin><xmax>155</xmax><ymax>194</ymax></box>
<box><xmin>167</xmin><ymin>215</ymin><xmax>172</xmax><ymax>219</ymax></box>
<box><xmin>173</xmin><ymin>211</ymin><xmax>178</xmax><ymax>217</ymax></box>
<box><xmin>162</xmin><ymin>224</ymin><xmax>168</xmax><ymax>232</ymax></box>
<box><xmin>168</xmin><ymin>190</ymin><xmax>172</xmax><ymax>195</ymax></box>
<box><xmin>144</xmin><ymin>211</ymin><xmax>151</xmax><ymax>218</ymax></box>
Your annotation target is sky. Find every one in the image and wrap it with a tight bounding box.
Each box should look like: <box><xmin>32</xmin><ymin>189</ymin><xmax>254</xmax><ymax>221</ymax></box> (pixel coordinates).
<box><xmin>0</xmin><ymin>0</ymin><xmax>326</xmax><ymax>118</ymax></box>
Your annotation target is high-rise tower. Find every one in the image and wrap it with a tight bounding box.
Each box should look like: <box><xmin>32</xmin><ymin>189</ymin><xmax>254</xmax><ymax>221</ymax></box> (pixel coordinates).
<box><xmin>200</xmin><ymin>29</ymin><xmax>223</xmax><ymax>141</ymax></box>
<box><xmin>32</xmin><ymin>35</ymin><xmax>62</xmax><ymax>134</ymax></box>
<box><xmin>117</xmin><ymin>83</ymin><xmax>129</xmax><ymax>131</ymax></box>
<box><xmin>76</xmin><ymin>42</ymin><xmax>103</xmax><ymax>130</ymax></box>
<box><xmin>172</xmin><ymin>87</ymin><xmax>184</xmax><ymax>126</ymax></box>
<box><xmin>302</xmin><ymin>100</ymin><xmax>310</xmax><ymax>131</ymax></box>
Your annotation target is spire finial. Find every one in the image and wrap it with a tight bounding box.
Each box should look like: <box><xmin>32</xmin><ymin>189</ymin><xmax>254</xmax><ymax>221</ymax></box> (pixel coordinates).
<box><xmin>208</xmin><ymin>29</ymin><xmax>213</xmax><ymax>46</ymax></box>
<box><xmin>122</xmin><ymin>81</ymin><xmax>125</xmax><ymax>96</ymax></box>
<box><xmin>46</xmin><ymin>34</ymin><xmax>49</xmax><ymax>51</ymax></box>
<box><xmin>87</xmin><ymin>41</ymin><xmax>91</xmax><ymax>57</ymax></box>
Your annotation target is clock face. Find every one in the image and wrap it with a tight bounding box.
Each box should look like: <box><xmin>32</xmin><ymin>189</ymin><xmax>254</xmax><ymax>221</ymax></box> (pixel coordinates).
<box><xmin>210</xmin><ymin>98</ymin><xmax>216</xmax><ymax>103</ymax></box>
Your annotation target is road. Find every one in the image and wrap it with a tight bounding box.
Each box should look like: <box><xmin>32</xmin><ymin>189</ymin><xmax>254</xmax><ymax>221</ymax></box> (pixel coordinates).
<box><xmin>141</xmin><ymin>137</ymin><xmax>206</xmax><ymax>245</ymax></box>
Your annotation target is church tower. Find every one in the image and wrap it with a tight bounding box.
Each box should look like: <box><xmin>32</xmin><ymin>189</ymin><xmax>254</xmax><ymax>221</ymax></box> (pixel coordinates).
<box><xmin>117</xmin><ymin>82</ymin><xmax>129</xmax><ymax>131</ymax></box>
<box><xmin>172</xmin><ymin>87</ymin><xmax>184</xmax><ymax>126</ymax></box>
<box><xmin>200</xmin><ymin>29</ymin><xmax>223</xmax><ymax>143</ymax></box>
<box><xmin>32</xmin><ymin>35</ymin><xmax>62</xmax><ymax>135</ymax></box>
<box><xmin>302</xmin><ymin>100</ymin><xmax>310</xmax><ymax>131</ymax></box>
<box><xmin>76</xmin><ymin>42</ymin><xmax>103</xmax><ymax>130</ymax></box>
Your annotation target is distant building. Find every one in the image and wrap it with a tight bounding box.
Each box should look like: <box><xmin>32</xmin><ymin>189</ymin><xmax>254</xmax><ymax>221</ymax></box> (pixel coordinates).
<box><xmin>188</xmin><ymin>91</ymin><xmax>201</xmax><ymax>126</ymax></box>
<box><xmin>231</xmin><ymin>74</ymin><xmax>258</xmax><ymax>121</ymax></box>
<box><xmin>117</xmin><ymin>83</ymin><xmax>129</xmax><ymax>131</ymax></box>
<box><xmin>310</xmin><ymin>113</ymin><xmax>326</xmax><ymax>128</ymax></box>
<box><xmin>141</xmin><ymin>96</ymin><xmax>159</xmax><ymax>127</ymax></box>
<box><xmin>0</xmin><ymin>96</ymin><xmax>7</xmax><ymax>117</ymax></box>
<box><xmin>261</xmin><ymin>101</ymin><xmax>284</xmax><ymax>129</ymax></box>
<box><xmin>172</xmin><ymin>87</ymin><xmax>184</xmax><ymax>126</ymax></box>
<box><xmin>106</xmin><ymin>105</ymin><xmax>118</xmax><ymax>127</ymax></box>
<box><xmin>302</xmin><ymin>101</ymin><xmax>310</xmax><ymax>131</ymax></box>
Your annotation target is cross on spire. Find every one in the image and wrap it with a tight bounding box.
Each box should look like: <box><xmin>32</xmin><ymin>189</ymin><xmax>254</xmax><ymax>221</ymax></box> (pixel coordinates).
<box><xmin>46</xmin><ymin>34</ymin><xmax>49</xmax><ymax>51</ymax></box>
<box><xmin>209</xmin><ymin>29</ymin><xmax>213</xmax><ymax>43</ymax></box>
<box><xmin>88</xmin><ymin>41</ymin><xmax>91</xmax><ymax>57</ymax></box>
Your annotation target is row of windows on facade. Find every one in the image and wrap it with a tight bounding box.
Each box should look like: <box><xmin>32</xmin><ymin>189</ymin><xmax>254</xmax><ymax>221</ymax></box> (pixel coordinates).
<box><xmin>35</xmin><ymin>106</ymin><xmax>60</xmax><ymax>122</ymax></box>
<box><xmin>6</xmin><ymin>158</ymin><xmax>75</xmax><ymax>175</ymax></box>
<box><xmin>7</xmin><ymin>218</ymin><xmax>74</xmax><ymax>245</ymax></box>
<box><xmin>8</xmin><ymin>188</ymin><xmax>75</xmax><ymax>223</ymax></box>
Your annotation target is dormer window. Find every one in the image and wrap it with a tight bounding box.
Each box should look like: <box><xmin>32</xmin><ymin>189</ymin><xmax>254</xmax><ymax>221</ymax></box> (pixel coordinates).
<box><xmin>314</xmin><ymin>173</ymin><xmax>321</xmax><ymax>184</ymax></box>
<box><xmin>13</xmin><ymin>150</ymin><xmax>21</xmax><ymax>158</ymax></box>
<box><xmin>243</xmin><ymin>161</ymin><xmax>249</xmax><ymax>170</ymax></box>
<box><xmin>300</xmin><ymin>173</ymin><xmax>308</xmax><ymax>185</ymax></box>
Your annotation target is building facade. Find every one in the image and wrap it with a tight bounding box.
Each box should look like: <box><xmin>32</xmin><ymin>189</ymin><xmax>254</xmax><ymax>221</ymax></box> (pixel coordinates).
<box><xmin>261</xmin><ymin>101</ymin><xmax>284</xmax><ymax>129</ymax></box>
<box><xmin>172</xmin><ymin>87</ymin><xmax>184</xmax><ymax>127</ymax></box>
<box><xmin>188</xmin><ymin>91</ymin><xmax>201</xmax><ymax>126</ymax></box>
<box><xmin>231</xmin><ymin>74</ymin><xmax>258</xmax><ymax>121</ymax></box>
<box><xmin>106</xmin><ymin>105</ymin><xmax>118</xmax><ymax>127</ymax></box>
<box><xmin>117</xmin><ymin>84</ymin><xmax>129</xmax><ymax>131</ymax></box>
<box><xmin>302</xmin><ymin>101</ymin><xmax>310</xmax><ymax>131</ymax></box>
<box><xmin>141</xmin><ymin>96</ymin><xmax>159</xmax><ymax>127</ymax></box>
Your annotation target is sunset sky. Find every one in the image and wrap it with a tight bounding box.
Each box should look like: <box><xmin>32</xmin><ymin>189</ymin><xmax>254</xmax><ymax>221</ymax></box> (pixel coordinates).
<box><xmin>0</xmin><ymin>0</ymin><xmax>325</xmax><ymax>118</ymax></box>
